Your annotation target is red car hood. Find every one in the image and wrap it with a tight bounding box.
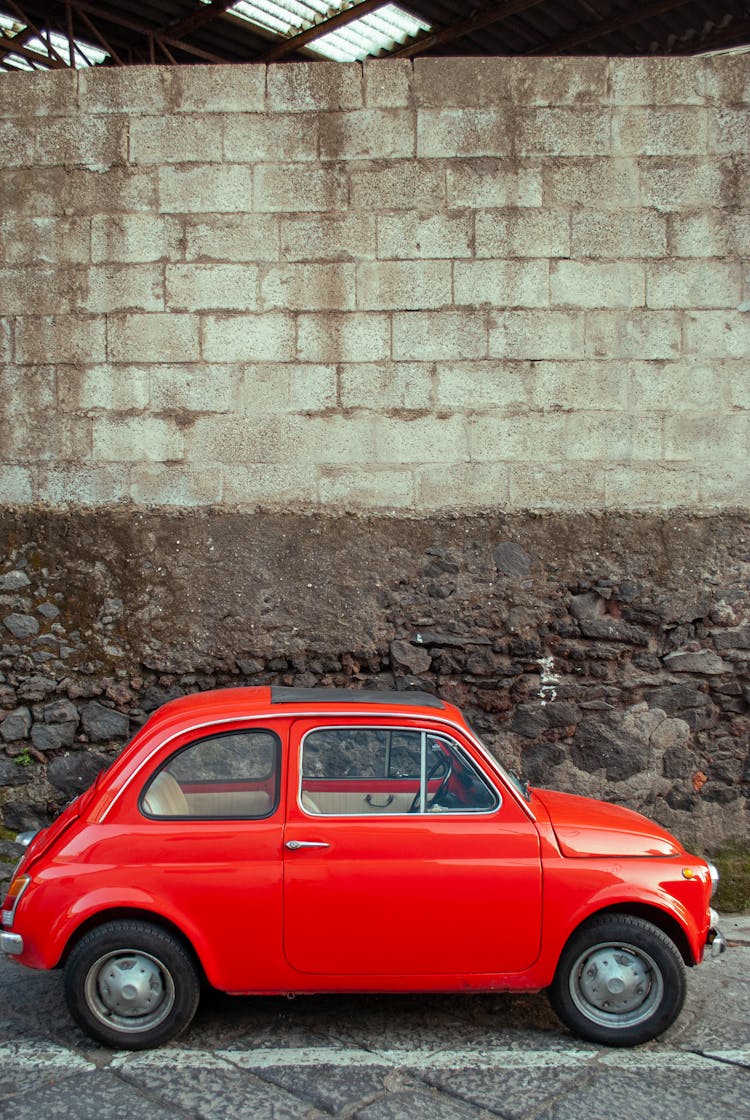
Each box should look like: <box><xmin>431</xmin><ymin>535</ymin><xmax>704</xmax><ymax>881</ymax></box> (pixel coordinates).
<box><xmin>533</xmin><ymin>789</ymin><xmax>683</xmax><ymax>858</ymax></box>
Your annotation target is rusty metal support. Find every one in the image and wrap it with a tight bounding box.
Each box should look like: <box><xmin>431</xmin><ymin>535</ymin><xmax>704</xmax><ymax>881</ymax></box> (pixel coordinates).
<box><xmin>261</xmin><ymin>0</ymin><xmax>390</xmax><ymax>62</ymax></box>
<box><xmin>667</xmin><ymin>15</ymin><xmax>750</xmax><ymax>53</ymax></box>
<box><xmin>69</xmin><ymin>1</ymin><xmax>124</xmax><ymax>64</ymax></box>
<box><xmin>0</xmin><ymin>27</ymin><xmax>67</xmax><ymax>66</ymax></box>
<box><xmin>3</xmin><ymin>0</ymin><xmax>70</xmax><ymax>65</ymax></box>
<box><xmin>155</xmin><ymin>36</ymin><xmax>177</xmax><ymax>63</ymax></box>
<box><xmin>392</xmin><ymin>0</ymin><xmax>546</xmax><ymax>57</ymax></box>
<box><xmin>68</xmin><ymin>0</ymin><xmax>228</xmax><ymax>62</ymax></box>
<box><xmin>526</xmin><ymin>0</ymin><xmax>693</xmax><ymax>53</ymax></box>
<box><xmin>164</xmin><ymin>0</ymin><xmax>239</xmax><ymax>40</ymax></box>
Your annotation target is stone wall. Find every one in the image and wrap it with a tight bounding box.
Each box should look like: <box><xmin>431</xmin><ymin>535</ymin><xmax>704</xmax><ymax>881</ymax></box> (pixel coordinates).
<box><xmin>0</xmin><ymin>57</ymin><xmax>749</xmax><ymax>509</ymax></box>
<box><xmin>1</xmin><ymin>58</ymin><xmax>749</xmax><ymax>858</ymax></box>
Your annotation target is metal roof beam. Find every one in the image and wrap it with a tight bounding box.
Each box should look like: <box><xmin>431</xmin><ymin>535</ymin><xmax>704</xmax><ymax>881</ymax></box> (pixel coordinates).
<box><xmin>261</xmin><ymin>0</ymin><xmax>392</xmax><ymax>62</ymax></box>
<box><xmin>67</xmin><ymin>0</ymin><xmax>230</xmax><ymax>61</ymax></box>
<box><xmin>0</xmin><ymin>25</ymin><xmax>68</xmax><ymax>65</ymax></box>
<box><xmin>391</xmin><ymin>0</ymin><xmax>545</xmax><ymax>58</ymax></box>
<box><xmin>526</xmin><ymin>0</ymin><xmax>693</xmax><ymax>54</ymax></box>
<box><xmin>3</xmin><ymin>0</ymin><xmax>70</xmax><ymax>64</ymax></box>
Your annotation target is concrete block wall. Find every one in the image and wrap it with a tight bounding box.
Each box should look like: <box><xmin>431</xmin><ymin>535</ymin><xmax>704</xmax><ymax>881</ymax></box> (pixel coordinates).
<box><xmin>1</xmin><ymin>57</ymin><xmax>749</xmax><ymax>511</ymax></box>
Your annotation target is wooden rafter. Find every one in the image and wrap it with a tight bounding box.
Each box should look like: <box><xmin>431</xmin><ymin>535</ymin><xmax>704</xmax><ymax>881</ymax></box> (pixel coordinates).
<box><xmin>392</xmin><ymin>0</ymin><xmax>546</xmax><ymax>58</ymax></box>
<box><xmin>3</xmin><ymin>0</ymin><xmax>69</xmax><ymax>64</ymax></box>
<box><xmin>526</xmin><ymin>0</ymin><xmax>694</xmax><ymax>54</ymax></box>
<box><xmin>0</xmin><ymin>25</ymin><xmax>68</xmax><ymax>66</ymax></box>
<box><xmin>261</xmin><ymin>0</ymin><xmax>390</xmax><ymax>62</ymax></box>
<box><xmin>64</xmin><ymin>0</ymin><xmax>229</xmax><ymax>61</ymax></box>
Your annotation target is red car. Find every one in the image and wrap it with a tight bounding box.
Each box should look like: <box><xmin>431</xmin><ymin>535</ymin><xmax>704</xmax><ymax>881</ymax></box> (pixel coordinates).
<box><xmin>1</xmin><ymin>686</ymin><xmax>725</xmax><ymax>1049</ymax></box>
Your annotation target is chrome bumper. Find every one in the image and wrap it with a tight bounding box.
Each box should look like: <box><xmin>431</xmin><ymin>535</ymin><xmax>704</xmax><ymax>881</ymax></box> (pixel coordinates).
<box><xmin>0</xmin><ymin>931</ymin><xmax>23</xmax><ymax>955</ymax></box>
<box><xmin>707</xmin><ymin>908</ymin><xmax>727</xmax><ymax>958</ymax></box>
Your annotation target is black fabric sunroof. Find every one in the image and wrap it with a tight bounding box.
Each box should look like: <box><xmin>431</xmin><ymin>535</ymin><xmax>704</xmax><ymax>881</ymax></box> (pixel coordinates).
<box><xmin>270</xmin><ymin>686</ymin><xmax>446</xmax><ymax>708</ymax></box>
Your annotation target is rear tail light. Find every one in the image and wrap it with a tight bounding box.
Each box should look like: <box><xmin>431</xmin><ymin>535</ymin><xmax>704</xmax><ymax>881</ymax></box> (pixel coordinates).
<box><xmin>1</xmin><ymin>874</ymin><xmax>30</xmax><ymax>928</ymax></box>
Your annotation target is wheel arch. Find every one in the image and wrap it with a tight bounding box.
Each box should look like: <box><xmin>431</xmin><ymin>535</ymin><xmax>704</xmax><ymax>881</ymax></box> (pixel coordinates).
<box><xmin>58</xmin><ymin>907</ymin><xmax>208</xmax><ymax>982</ymax></box>
<box><xmin>573</xmin><ymin>902</ymin><xmax>695</xmax><ymax>966</ymax></box>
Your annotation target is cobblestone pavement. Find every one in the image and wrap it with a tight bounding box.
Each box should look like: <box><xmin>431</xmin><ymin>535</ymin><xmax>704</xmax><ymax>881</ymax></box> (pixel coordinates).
<box><xmin>1</xmin><ymin>916</ymin><xmax>748</xmax><ymax>1120</ymax></box>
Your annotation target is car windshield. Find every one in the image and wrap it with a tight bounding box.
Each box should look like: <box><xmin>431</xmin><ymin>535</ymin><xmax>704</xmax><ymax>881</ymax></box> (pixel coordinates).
<box><xmin>464</xmin><ymin>720</ymin><xmax>532</xmax><ymax>802</ymax></box>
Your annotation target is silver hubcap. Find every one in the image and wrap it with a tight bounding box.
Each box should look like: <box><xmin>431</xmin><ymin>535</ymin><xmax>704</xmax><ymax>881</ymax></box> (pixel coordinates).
<box><xmin>569</xmin><ymin>941</ymin><xmax>663</xmax><ymax>1029</ymax></box>
<box><xmin>85</xmin><ymin>950</ymin><xmax>175</xmax><ymax>1033</ymax></box>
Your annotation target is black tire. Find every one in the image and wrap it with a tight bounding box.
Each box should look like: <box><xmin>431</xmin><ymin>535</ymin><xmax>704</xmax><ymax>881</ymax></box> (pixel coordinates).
<box><xmin>549</xmin><ymin>913</ymin><xmax>686</xmax><ymax>1046</ymax></box>
<box><xmin>64</xmin><ymin>920</ymin><xmax>200</xmax><ymax>1049</ymax></box>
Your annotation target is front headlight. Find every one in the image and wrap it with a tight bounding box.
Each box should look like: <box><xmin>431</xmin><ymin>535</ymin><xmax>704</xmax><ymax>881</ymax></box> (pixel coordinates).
<box><xmin>707</xmin><ymin>862</ymin><xmax>720</xmax><ymax>898</ymax></box>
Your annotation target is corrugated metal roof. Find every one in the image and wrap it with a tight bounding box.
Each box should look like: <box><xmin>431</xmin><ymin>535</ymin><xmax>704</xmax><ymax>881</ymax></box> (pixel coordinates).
<box><xmin>1</xmin><ymin>0</ymin><xmax>748</xmax><ymax>69</ymax></box>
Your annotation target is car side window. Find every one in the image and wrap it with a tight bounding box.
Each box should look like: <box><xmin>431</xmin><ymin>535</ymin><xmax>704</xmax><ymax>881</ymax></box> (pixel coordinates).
<box><xmin>300</xmin><ymin>727</ymin><xmax>498</xmax><ymax>816</ymax></box>
<box><xmin>141</xmin><ymin>729</ymin><xmax>280</xmax><ymax>819</ymax></box>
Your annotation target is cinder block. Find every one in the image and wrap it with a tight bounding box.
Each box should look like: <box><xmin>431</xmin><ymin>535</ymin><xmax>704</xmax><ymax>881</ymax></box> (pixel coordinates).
<box><xmin>646</xmin><ymin>261</ymin><xmax>741</xmax><ymax>309</ymax></box>
<box><xmin>79</xmin><ymin>67</ymin><xmax>171</xmax><ymax>115</ymax></box>
<box><xmin>476</xmin><ymin>209</ymin><xmax>570</xmax><ymax>259</ymax></box>
<box><xmin>320</xmin><ymin>468</ymin><xmax>414</xmax><ymax>507</ymax></box>
<box><xmin>374</xmin><ymin>415</ymin><xmax>467</xmax><ymax>463</ymax></box>
<box><xmin>0</xmin><ymin>466</ymin><xmax>33</xmax><ymax>503</ymax></box>
<box><xmin>0</xmin><ymin>168</ymin><xmax>66</xmax><ymax>218</ymax></box>
<box><xmin>0</xmin><ymin>71</ymin><xmax>78</xmax><ymax>117</ymax></box>
<box><xmin>506</xmin><ymin>57</ymin><xmax>608</xmax><ymax>106</ymax></box>
<box><xmin>455</xmin><ymin>260</ymin><xmax>549</xmax><ymax>308</ymax></box>
<box><xmin>639</xmin><ymin>158</ymin><xmax>725</xmax><ymax>211</ymax></box>
<box><xmin>171</xmin><ymin>66</ymin><xmax>265</xmax><ymax>113</ymax></box>
<box><xmin>468</xmin><ymin>412</ymin><xmax>568</xmax><ymax>461</ymax></box>
<box><xmin>627</xmin><ymin>361</ymin><xmax>724</xmax><ymax>412</ymax></box>
<box><xmin>221</xmin><ymin>463</ymin><xmax>319</xmax><ymax>505</ymax></box>
<box><xmin>684</xmin><ymin>311</ymin><xmax>750</xmax><ymax>358</ymax></box>
<box><xmin>515</xmin><ymin>108</ymin><xmax>610</xmax><ymax>156</ymax></box>
<box><xmin>151</xmin><ymin>365</ymin><xmax>240</xmax><ymax>412</ymax></box>
<box><xmin>726</xmin><ymin>360</ymin><xmax>750</xmax><ymax>408</ymax></box>
<box><xmin>704</xmin><ymin>56</ymin><xmax>750</xmax><ymax>104</ymax></box>
<box><xmin>267</xmin><ymin>63</ymin><xmax>362</xmax><ymax>112</ymax></box>
<box><xmin>202</xmin><ymin>313</ymin><xmax>295</xmax><ymax>362</ymax></box>
<box><xmin>186</xmin><ymin>214</ymin><xmax>280</xmax><ymax>261</ymax></box>
<box><xmin>261</xmin><ymin>263</ymin><xmax>356</xmax><ymax>311</ymax></box>
<box><xmin>664</xmin><ymin>413</ymin><xmax>750</xmax><ymax>462</ymax></box>
<box><xmin>130</xmin><ymin>464</ymin><xmax>223</xmax><ymax>505</ymax></box>
<box><xmin>551</xmin><ymin>261</ymin><xmax>645</xmax><ymax>308</ymax></box>
<box><xmin>320</xmin><ymin>110</ymin><xmax>415</xmax><ymax>160</ymax></box>
<box><xmin>254</xmin><ymin>165</ymin><xmax>347</xmax><ymax>212</ymax></box>
<box><xmin>1</xmin><ymin>363</ymin><xmax>55</xmax><ymax>416</ymax></box>
<box><xmin>613</xmin><ymin>108</ymin><xmax>707</xmax><ymax>156</ymax></box>
<box><xmin>566</xmin><ymin>412</ymin><xmax>663</xmax><ymax>460</ymax></box>
<box><xmin>189</xmin><ymin>414</ymin><xmax>376</xmax><ymax>464</ymax></box>
<box><xmin>708</xmin><ymin>108</ymin><xmax>750</xmax><ymax>154</ymax></box>
<box><xmin>39</xmin><ymin>465</ymin><xmax>131</xmax><ymax>505</ymax></box>
<box><xmin>35</xmin><ymin>117</ymin><xmax>128</xmax><ymax>168</ymax></box>
<box><xmin>543</xmin><ymin>158</ymin><xmax>640</xmax><ymax>209</ymax></box>
<box><xmin>417</xmin><ymin>109</ymin><xmax>509</xmax><ymax>158</ymax></box>
<box><xmin>0</xmin><ymin>267</ymin><xmax>83</xmax><ymax>315</ymax></box>
<box><xmin>81</xmin><ymin>264</ymin><xmax>164</xmax><ymax>313</ymax></box>
<box><xmin>158</xmin><ymin>164</ymin><xmax>251</xmax><ymax>213</ymax></box>
<box><xmin>108</xmin><ymin>312</ymin><xmax>199</xmax><ymax>363</ymax></box>
<box><xmin>340</xmin><ymin>363</ymin><xmax>434</xmax><ymax>411</ymax></box>
<box><xmin>489</xmin><ymin>311</ymin><xmax>584</xmax><ymax>359</ymax></box>
<box><xmin>414</xmin><ymin>59</ymin><xmax>510</xmax><ymax>108</ymax></box>
<box><xmin>357</xmin><ymin>261</ymin><xmax>451</xmax><ymax>311</ymax></box>
<box><xmin>417</xmin><ymin>462</ymin><xmax>510</xmax><ymax>507</ymax></box>
<box><xmin>281</xmin><ymin>214</ymin><xmax>376</xmax><ymax>261</ymax></box>
<box><xmin>349</xmin><ymin>162</ymin><xmax>445</xmax><ymax>210</ymax></box>
<box><xmin>377</xmin><ymin>212</ymin><xmax>472</xmax><ymax>259</ymax></box>
<box><xmin>297</xmin><ymin>312</ymin><xmax>390</xmax><ymax>362</ymax></box>
<box><xmin>447</xmin><ymin>162</ymin><xmax>542</xmax><ymax>208</ymax></box>
<box><xmin>241</xmin><ymin>364</ymin><xmax>337</xmax><ymax>413</ymax></box>
<box><xmin>92</xmin><ymin>416</ymin><xmax>184</xmax><ymax>462</ymax></box>
<box><xmin>92</xmin><ymin>214</ymin><xmax>181</xmax><ymax>263</ymax></box>
<box><xmin>585</xmin><ymin>310</ymin><xmax>681</xmax><ymax>360</ymax></box>
<box><xmin>166</xmin><ymin>263</ymin><xmax>259</xmax><ymax>311</ymax></box>
<box><xmin>435</xmin><ymin>361</ymin><xmax>530</xmax><ymax>411</ymax></box>
<box><xmin>528</xmin><ymin>361</ymin><xmax>627</xmax><ymax>411</ymax></box>
<box><xmin>363</xmin><ymin>60</ymin><xmax>412</xmax><ymax>108</ymax></box>
<box><xmin>224</xmin><ymin>114</ymin><xmax>319</xmax><ymax>163</ymax></box>
<box><xmin>15</xmin><ymin>315</ymin><xmax>106</xmax><ymax>365</ymax></box>
<box><xmin>3</xmin><ymin>412</ymin><xmax>91</xmax><ymax>461</ymax></box>
<box><xmin>392</xmin><ymin>310</ymin><xmax>487</xmax><ymax>361</ymax></box>
<box><xmin>0</xmin><ymin>121</ymin><xmax>35</xmax><ymax>168</ymax></box>
<box><xmin>607</xmin><ymin>58</ymin><xmax>706</xmax><ymax>105</ymax></box>
<box><xmin>62</xmin><ymin>167</ymin><xmax>159</xmax><ymax>214</ymax></box>
<box><xmin>509</xmin><ymin>463</ymin><xmax>605</xmax><ymax>508</ymax></box>
<box><xmin>699</xmin><ymin>461</ymin><xmax>750</xmax><ymax>506</ymax></box>
<box><xmin>58</xmin><ymin>365</ymin><xmax>151</xmax><ymax>411</ymax></box>
<box><xmin>572</xmin><ymin>210</ymin><xmax>666</xmax><ymax>258</ymax></box>
<box><xmin>130</xmin><ymin>115</ymin><xmax>224</xmax><ymax>164</ymax></box>
<box><xmin>668</xmin><ymin>212</ymin><xmax>734</xmax><ymax>258</ymax></box>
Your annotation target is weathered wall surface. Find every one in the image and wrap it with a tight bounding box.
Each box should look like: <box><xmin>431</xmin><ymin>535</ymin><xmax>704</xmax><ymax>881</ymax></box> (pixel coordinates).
<box><xmin>1</xmin><ymin>57</ymin><xmax>749</xmax><ymax>509</ymax></box>
<box><xmin>1</xmin><ymin>59</ymin><xmax>749</xmax><ymax>857</ymax></box>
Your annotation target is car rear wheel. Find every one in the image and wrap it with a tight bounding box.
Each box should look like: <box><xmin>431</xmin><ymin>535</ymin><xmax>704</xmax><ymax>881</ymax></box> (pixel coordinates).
<box><xmin>549</xmin><ymin>913</ymin><xmax>686</xmax><ymax>1046</ymax></box>
<box><xmin>64</xmin><ymin>920</ymin><xmax>200</xmax><ymax>1049</ymax></box>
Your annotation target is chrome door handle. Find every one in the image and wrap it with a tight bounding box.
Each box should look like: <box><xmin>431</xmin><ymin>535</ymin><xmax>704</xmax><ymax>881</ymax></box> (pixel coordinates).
<box><xmin>285</xmin><ymin>840</ymin><xmax>330</xmax><ymax>850</ymax></box>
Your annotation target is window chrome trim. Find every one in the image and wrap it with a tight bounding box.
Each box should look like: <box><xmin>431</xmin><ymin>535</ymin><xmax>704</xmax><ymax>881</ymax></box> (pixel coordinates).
<box><xmin>297</xmin><ymin>724</ymin><xmax>501</xmax><ymax>818</ymax></box>
<box><xmin>100</xmin><ymin>708</ymin><xmax>534</xmax><ymax>823</ymax></box>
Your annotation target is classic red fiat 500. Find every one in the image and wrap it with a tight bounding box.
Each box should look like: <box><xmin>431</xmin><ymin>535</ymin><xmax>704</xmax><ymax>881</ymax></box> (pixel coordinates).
<box><xmin>2</xmin><ymin>686</ymin><xmax>725</xmax><ymax>1049</ymax></box>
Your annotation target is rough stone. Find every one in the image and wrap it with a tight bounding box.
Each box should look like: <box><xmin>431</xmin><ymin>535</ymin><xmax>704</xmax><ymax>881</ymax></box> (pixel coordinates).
<box><xmin>570</xmin><ymin>713</ymin><xmax>651</xmax><ymax>781</ymax></box>
<box><xmin>80</xmin><ymin>700</ymin><xmax>130</xmax><ymax>742</ymax></box>
<box><xmin>663</xmin><ymin>649</ymin><xmax>732</xmax><ymax>674</ymax></box>
<box><xmin>0</xmin><ymin>755</ymin><xmax>34</xmax><ymax>787</ymax></box>
<box><xmin>579</xmin><ymin>618</ymin><xmax>649</xmax><ymax>645</ymax></box>
<box><xmin>569</xmin><ymin>592</ymin><xmax>606</xmax><ymax>620</ymax></box>
<box><xmin>31</xmin><ymin>721</ymin><xmax>77</xmax><ymax>751</ymax></box>
<box><xmin>47</xmin><ymin>751</ymin><xmax>110</xmax><ymax>799</ymax></box>
<box><xmin>43</xmin><ymin>698</ymin><xmax>79</xmax><ymax>724</ymax></box>
<box><xmin>493</xmin><ymin>541</ymin><xmax>532</xmax><ymax>578</ymax></box>
<box><xmin>3</xmin><ymin>613</ymin><xmax>39</xmax><ymax>639</ymax></box>
<box><xmin>0</xmin><ymin>706</ymin><xmax>32</xmax><ymax>743</ymax></box>
<box><xmin>0</xmin><ymin>570</ymin><xmax>30</xmax><ymax>591</ymax></box>
<box><xmin>712</xmin><ymin>624</ymin><xmax>750</xmax><ymax>651</ymax></box>
<box><xmin>511</xmin><ymin>701</ymin><xmax>580</xmax><ymax>738</ymax></box>
<box><xmin>390</xmin><ymin>640</ymin><xmax>432</xmax><ymax>675</ymax></box>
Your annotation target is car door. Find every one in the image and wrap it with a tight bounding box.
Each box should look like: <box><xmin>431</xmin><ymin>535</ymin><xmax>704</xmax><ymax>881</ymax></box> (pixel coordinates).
<box><xmin>283</xmin><ymin>718</ymin><xmax>542</xmax><ymax>978</ymax></box>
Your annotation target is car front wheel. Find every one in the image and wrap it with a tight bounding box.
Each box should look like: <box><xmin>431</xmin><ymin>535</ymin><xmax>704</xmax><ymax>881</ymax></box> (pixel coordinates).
<box><xmin>64</xmin><ymin>920</ymin><xmax>200</xmax><ymax>1049</ymax></box>
<box><xmin>549</xmin><ymin>913</ymin><xmax>687</xmax><ymax>1046</ymax></box>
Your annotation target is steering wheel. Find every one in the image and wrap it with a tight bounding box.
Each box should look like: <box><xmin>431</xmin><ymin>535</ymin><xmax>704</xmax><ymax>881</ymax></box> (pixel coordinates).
<box><xmin>409</xmin><ymin>754</ymin><xmax>453</xmax><ymax>812</ymax></box>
